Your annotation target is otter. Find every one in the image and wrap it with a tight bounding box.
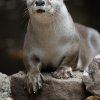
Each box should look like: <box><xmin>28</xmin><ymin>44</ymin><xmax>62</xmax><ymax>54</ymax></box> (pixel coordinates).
<box><xmin>23</xmin><ymin>0</ymin><xmax>100</xmax><ymax>93</ymax></box>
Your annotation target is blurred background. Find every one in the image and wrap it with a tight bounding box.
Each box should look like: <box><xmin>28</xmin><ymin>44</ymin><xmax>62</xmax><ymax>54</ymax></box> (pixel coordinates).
<box><xmin>0</xmin><ymin>0</ymin><xmax>100</xmax><ymax>75</ymax></box>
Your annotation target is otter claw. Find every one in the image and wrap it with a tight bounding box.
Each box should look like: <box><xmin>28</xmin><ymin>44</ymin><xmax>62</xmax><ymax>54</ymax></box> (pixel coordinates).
<box><xmin>34</xmin><ymin>91</ymin><xmax>36</xmax><ymax>94</ymax></box>
<box><xmin>29</xmin><ymin>88</ymin><xmax>31</xmax><ymax>94</ymax></box>
<box><xmin>38</xmin><ymin>86</ymin><xmax>41</xmax><ymax>89</ymax></box>
<box><xmin>52</xmin><ymin>66</ymin><xmax>73</xmax><ymax>79</ymax></box>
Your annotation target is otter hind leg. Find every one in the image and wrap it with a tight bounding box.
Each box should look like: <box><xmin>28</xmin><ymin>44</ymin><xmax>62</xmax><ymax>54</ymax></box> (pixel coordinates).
<box><xmin>52</xmin><ymin>54</ymin><xmax>78</xmax><ymax>79</ymax></box>
<box><xmin>52</xmin><ymin>65</ymin><xmax>73</xmax><ymax>79</ymax></box>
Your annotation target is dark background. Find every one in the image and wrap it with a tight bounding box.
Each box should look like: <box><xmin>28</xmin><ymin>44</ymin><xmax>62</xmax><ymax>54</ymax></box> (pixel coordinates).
<box><xmin>0</xmin><ymin>0</ymin><xmax>100</xmax><ymax>75</ymax></box>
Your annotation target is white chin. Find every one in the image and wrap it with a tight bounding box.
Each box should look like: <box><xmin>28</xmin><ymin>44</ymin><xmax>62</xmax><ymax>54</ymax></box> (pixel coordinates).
<box><xmin>33</xmin><ymin>13</ymin><xmax>54</xmax><ymax>24</ymax></box>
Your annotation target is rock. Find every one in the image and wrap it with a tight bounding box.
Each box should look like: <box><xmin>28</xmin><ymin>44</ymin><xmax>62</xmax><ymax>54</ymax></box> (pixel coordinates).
<box><xmin>85</xmin><ymin>96</ymin><xmax>99</xmax><ymax>100</ymax></box>
<box><xmin>10</xmin><ymin>71</ymin><xmax>30</xmax><ymax>100</ymax></box>
<box><xmin>10</xmin><ymin>71</ymin><xmax>86</xmax><ymax>100</ymax></box>
<box><xmin>1</xmin><ymin>55</ymin><xmax>100</xmax><ymax>100</ymax></box>
<box><xmin>83</xmin><ymin>55</ymin><xmax>100</xmax><ymax>97</ymax></box>
<box><xmin>0</xmin><ymin>73</ymin><xmax>11</xmax><ymax>100</ymax></box>
<box><xmin>4</xmin><ymin>60</ymin><xmax>100</xmax><ymax>100</ymax></box>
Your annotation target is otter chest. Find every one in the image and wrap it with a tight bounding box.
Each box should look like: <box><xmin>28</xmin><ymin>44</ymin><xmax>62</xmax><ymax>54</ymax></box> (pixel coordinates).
<box><xmin>30</xmin><ymin>20</ymin><xmax>75</xmax><ymax>67</ymax></box>
<box><xmin>32</xmin><ymin>36</ymin><xmax>72</xmax><ymax>67</ymax></box>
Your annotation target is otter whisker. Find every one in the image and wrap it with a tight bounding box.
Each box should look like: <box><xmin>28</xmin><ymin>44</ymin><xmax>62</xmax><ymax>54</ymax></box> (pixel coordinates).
<box><xmin>22</xmin><ymin>7</ymin><xmax>29</xmax><ymax>25</ymax></box>
<box><xmin>24</xmin><ymin>8</ymin><xmax>29</xmax><ymax>17</ymax></box>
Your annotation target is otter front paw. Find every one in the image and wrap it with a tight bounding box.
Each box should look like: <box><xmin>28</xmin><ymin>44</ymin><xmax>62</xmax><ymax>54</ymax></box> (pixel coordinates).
<box><xmin>24</xmin><ymin>72</ymin><xmax>43</xmax><ymax>94</ymax></box>
<box><xmin>52</xmin><ymin>66</ymin><xmax>73</xmax><ymax>79</ymax></box>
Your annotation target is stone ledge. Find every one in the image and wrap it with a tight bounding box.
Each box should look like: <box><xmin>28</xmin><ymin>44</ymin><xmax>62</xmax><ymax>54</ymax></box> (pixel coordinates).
<box><xmin>1</xmin><ymin>56</ymin><xmax>100</xmax><ymax>100</ymax></box>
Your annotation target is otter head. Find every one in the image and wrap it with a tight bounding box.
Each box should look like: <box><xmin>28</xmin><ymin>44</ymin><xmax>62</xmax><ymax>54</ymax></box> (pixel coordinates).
<box><xmin>27</xmin><ymin>0</ymin><xmax>67</xmax><ymax>23</ymax></box>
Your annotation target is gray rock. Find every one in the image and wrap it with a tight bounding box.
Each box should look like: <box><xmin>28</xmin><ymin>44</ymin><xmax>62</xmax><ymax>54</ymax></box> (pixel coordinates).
<box><xmin>83</xmin><ymin>55</ymin><xmax>100</xmax><ymax>97</ymax></box>
<box><xmin>10</xmin><ymin>71</ymin><xmax>86</xmax><ymax>100</ymax></box>
<box><xmin>0</xmin><ymin>73</ymin><xmax>11</xmax><ymax>100</ymax></box>
<box><xmin>0</xmin><ymin>70</ymin><xmax>91</xmax><ymax>100</ymax></box>
<box><xmin>1</xmin><ymin>55</ymin><xmax>100</xmax><ymax>100</ymax></box>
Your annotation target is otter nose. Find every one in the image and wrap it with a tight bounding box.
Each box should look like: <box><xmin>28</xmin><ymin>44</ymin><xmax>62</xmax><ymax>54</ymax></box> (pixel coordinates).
<box><xmin>35</xmin><ymin>0</ymin><xmax>45</xmax><ymax>6</ymax></box>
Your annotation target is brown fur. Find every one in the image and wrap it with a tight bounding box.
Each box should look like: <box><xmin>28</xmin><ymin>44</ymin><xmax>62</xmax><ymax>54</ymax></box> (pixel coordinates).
<box><xmin>24</xmin><ymin>0</ymin><xmax>100</xmax><ymax>93</ymax></box>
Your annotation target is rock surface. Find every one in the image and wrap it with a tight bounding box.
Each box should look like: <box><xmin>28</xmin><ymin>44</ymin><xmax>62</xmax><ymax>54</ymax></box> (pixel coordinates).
<box><xmin>1</xmin><ymin>56</ymin><xmax>100</xmax><ymax>100</ymax></box>
<box><xmin>85</xmin><ymin>96</ymin><xmax>99</xmax><ymax>100</ymax></box>
<box><xmin>0</xmin><ymin>73</ymin><xmax>11</xmax><ymax>100</ymax></box>
<box><xmin>83</xmin><ymin>55</ymin><xmax>100</xmax><ymax>98</ymax></box>
<box><xmin>11</xmin><ymin>71</ymin><xmax>86</xmax><ymax>100</ymax></box>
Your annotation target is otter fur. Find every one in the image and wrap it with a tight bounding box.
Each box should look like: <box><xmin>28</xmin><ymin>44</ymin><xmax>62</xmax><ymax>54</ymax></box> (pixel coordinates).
<box><xmin>23</xmin><ymin>0</ymin><xmax>100</xmax><ymax>93</ymax></box>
